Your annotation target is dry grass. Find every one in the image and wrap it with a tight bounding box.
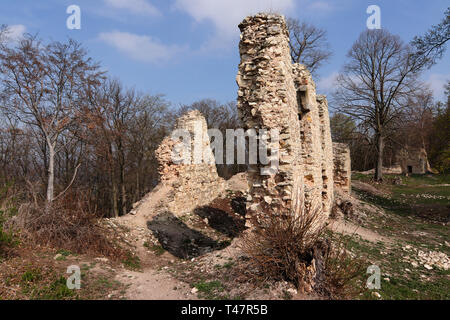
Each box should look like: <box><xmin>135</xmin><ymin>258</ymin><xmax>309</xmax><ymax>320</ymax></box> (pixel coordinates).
<box><xmin>11</xmin><ymin>191</ymin><xmax>127</xmax><ymax>260</ymax></box>
<box><xmin>320</xmin><ymin>233</ymin><xmax>366</xmax><ymax>299</ymax></box>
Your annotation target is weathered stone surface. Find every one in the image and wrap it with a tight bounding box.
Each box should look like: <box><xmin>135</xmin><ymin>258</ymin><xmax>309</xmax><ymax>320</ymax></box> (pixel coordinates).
<box><xmin>294</xmin><ymin>64</ymin><xmax>324</xmax><ymax>215</ymax></box>
<box><xmin>317</xmin><ymin>95</ymin><xmax>334</xmax><ymax>217</ymax></box>
<box><xmin>155</xmin><ymin>110</ymin><xmax>225</xmax><ymax>215</ymax></box>
<box><xmin>236</xmin><ymin>13</ymin><xmax>334</xmax><ymax>228</ymax></box>
<box><xmin>333</xmin><ymin>142</ymin><xmax>351</xmax><ymax>194</ymax></box>
<box><xmin>237</xmin><ymin>14</ymin><xmax>304</xmax><ymax>220</ymax></box>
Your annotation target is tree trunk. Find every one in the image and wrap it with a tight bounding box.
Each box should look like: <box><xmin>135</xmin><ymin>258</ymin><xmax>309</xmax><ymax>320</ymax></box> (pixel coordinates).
<box><xmin>47</xmin><ymin>143</ymin><xmax>55</xmax><ymax>203</ymax></box>
<box><xmin>111</xmin><ymin>178</ymin><xmax>119</xmax><ymax>218</ymax></box>
<box><xmin>120</xmin><ymin>163</ymin><xmax>126</xmax><ymax>215</ymax></box>
<box><xmin>374</xmin><ymin>134</ymin><xmax>384</xmax><ymax>181</ymax></box>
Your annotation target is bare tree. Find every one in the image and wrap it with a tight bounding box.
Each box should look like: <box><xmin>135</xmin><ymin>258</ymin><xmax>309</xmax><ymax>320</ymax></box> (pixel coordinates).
<box><xmin>287</xmin><ymin>18</ymin><xmax>332</xmax><ymax>74</ymax></box>
<box><xmin>0</xmin><ymin>35</ymin><xmax>103</xmax><ymax>203</ymax></box>
<box><xmin>411</xmin><ymin>7</ymin><xmax>449</xmax><ymax>68</ymax></box>
<box><xmin>334</xmin><ymin>29</ymin><xmax>424</xmax><ymax>181</ymax></box>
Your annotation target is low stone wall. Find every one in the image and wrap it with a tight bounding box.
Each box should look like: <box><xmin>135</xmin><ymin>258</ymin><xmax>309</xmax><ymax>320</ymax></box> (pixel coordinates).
<box><xmin>332</xmin><ymin>142</ymin><xmax>351</xmax><ymax>194</ymax></box>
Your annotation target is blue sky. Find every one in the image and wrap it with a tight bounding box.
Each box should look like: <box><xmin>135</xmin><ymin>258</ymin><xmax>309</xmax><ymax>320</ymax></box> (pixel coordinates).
<box><xmin>1</xmin><ymin>0</ymin><xmax>449</xmax><ymax>108</ymax></box>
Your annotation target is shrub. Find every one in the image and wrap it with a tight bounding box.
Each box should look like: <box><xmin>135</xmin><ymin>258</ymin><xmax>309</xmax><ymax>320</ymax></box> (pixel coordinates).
<box><xmin>240</xmin><ymin>202</ymin><xmax>325</xmax><ymax>290</ymax></box>
<box><xmin>240</xmin><ymin>201</ymin><xmax>365</xmax><ymax>298</ymax></box>
<box><xmin>0</xmin><ymin>209</ymin><xmax>18</xmax><ymax>256</ymax></box>
<box><xmin>320</xmin><ymin>232</ymin><xmax>366</xmax><ymax>299</ymax></box>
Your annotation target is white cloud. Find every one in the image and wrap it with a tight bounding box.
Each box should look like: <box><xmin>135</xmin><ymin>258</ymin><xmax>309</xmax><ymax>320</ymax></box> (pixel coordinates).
<box><xmin>99</xmin><ymin>31</ymin><xmax>183</xmax><ymax>63</ymax></box>
<box><xmin>173</xmin><ymin>0</ymin><xmax>295</xmax><ymax>48</ymax></box>
<box><xmin>5</xmin><ymin>24</ymin><xmax>26</xmax><ymax>42</ymax></box>
<box><xmin>426</xmin><ymin>73</ymin><xmax>449</xmax><ymax>101</ymax></box>
<box><xmin>317</xmin><ymin>71</ymin><xmax>339</xmax><ymax>93</ymax></box>
<box><xmin>103</xmin><ymin>0</ymin><xmax>160</xmax><ymax>16</ymax></box>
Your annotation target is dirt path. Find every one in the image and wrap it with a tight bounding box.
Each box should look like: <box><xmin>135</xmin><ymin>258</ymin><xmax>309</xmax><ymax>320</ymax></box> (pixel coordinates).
<box><xmin>112</xmin><ymin>182</ymin><xmax>196</xmax><ymax>300</ymax></box>
<box><xmin>115</xmin><ymin>268</ymin><xmax>195</xmax><ymax>300</ymax></box>
<box><xmin>328</xmin><ymin>219</ymin><xmax>394</xmax><ymax>245</ymax></box>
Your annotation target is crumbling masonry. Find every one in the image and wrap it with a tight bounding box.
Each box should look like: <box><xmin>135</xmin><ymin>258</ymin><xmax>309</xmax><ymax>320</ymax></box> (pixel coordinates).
<box><xmin>155</xmin><ymin>110</ymin><xmax>225</xmax><ymax>215</ymax></box>
<box><xmin>332</xmin><ymin>143</ymin><xmax>351</xmax><ymax>194</ymax></box>
<box><xmin>236</xmin><ymin>14</ymin><xmax>334</xmax><ymax>226</ymax></box>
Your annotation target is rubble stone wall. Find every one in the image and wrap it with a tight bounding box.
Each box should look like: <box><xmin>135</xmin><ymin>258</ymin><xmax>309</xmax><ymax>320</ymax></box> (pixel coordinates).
<box><xmin>236</xmin><ymin>13</ymin><xmax>334</xmax><ymax>226</ymax></box>
<box><xmin>236</xmin><ymin>14</ymin><xmax>304</xmax><ymax>219</ymax></box>
<box><xmin>294</xmin><ymin>64</ymin><xmax>324</xmax><ymax>213</ymax></box>
<box><xmin>149</xmin><ymin>13</ymin><xmax>338</xmax><ymax>227</ymax></box>
<box><xmin>332</xmin><ymin>142</ymin><xmax>351</xmax><ymax>194</ymax></box>
<box><xmin>155</xmin><ymin>110</ymin><xmax>225</xmax><ymax>215</ymax></box>
<box><xmin>317</xmin><ymin>96</ymin><xmax>335</xmax><ymax>217</ymax></box>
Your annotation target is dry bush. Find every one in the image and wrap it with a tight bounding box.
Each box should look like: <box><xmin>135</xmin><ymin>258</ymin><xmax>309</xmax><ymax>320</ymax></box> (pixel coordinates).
<box><xmin>320</xmin><ymin>232</ymin><xmax>366</xmax><ymax>299</ymax></box>
<box><xmin>240</xmin><ymin>201</ymin><xmax>326</xmax><ymax>291</ymax></box>
<box><xmin>13</xmin><ymin>191</ymin><xmax>127</xmax><ymax>260</ymax></box>
<box><xmin>240</xmin><ymin>200</ymin><xmax>365</xmax><ymax>298</ymax></box>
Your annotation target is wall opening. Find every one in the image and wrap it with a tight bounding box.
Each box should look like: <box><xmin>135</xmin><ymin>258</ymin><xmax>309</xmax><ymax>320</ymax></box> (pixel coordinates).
<box><xmin>297</xmin><ymin>89</ymin><xmax>307</xmax><ymax>120</ymax></box>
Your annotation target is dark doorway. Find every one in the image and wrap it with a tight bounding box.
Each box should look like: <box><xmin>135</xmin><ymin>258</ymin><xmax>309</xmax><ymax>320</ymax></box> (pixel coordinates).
<box><xmin>407</xmin><ymin>166</ymin><xmax>413</xmax><ymax>173</ymax></box>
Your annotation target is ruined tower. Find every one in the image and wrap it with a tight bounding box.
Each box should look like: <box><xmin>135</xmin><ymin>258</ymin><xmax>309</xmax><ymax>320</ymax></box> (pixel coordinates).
<box><xmin>237</xmin><ymin>14</ymin><xmax>304</xmax><ymax>219</ymax></box>
<box><xmin>155</xmin><ymin>110</ymin><xmax>225</xmax><ymax>215</ymax></box>
<box><xmin>236</xmin><ymin>13</ymin><xmax>334</xmax><ymax>225</ymax></box>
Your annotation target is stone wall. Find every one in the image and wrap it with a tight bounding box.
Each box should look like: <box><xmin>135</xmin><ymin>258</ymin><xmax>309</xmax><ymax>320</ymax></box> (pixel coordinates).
<box><xmin>294</xmin><ymin>64</ymin><xmax>325</xmax><ymax>214</ymax></box>
<box><xmin>148</xmin><ymin>13</ymin><xmax>337</xmax><ymax>227</ymax></box>
<box><xmin>236</xmin><ymin>13</ymin><xmax>334</xmax><ymax>226</ymax></box>
<box><xmin>317</xmin><ymin>96</ymin><xmax>335</xmax><ymax>215</ymax></box>
<box><xmin>236</xmin><ymin>14</ymin><xmax>304</xmax><ymax>220</ymax></box>
<box><xmin>155</xmin><ymin>110</ymin><xmax>225</xmax><ymax>215</ymax></box>
<box><xmin>333</xmin><ymin>142</ymin><xmax>351</xmax><ymax>194</ymax></box>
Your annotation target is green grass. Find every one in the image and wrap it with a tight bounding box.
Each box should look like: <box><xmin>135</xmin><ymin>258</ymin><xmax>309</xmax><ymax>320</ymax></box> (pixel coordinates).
<box><xmin>33</xmin><ymin>276</ymin><xmax>76</xmax><ymax>300</ymax></box>
<box><xmin>145</xmin><ymin>243</ymin><xmax>165</xmax><ymax>256</ymax></box>
<box><xmin>344</xmin><ymin>173</ymin><xmax>450</xmax><ymax>300</ymax></box>
<box><xmin>193</xmin><ymin>280</ymin><xmax>227</xmax><ymax>300</ymax></box>
<box><xmin>123</xmin><ymin>252</ymin><xmax>142</xmax><ymax>271</ymax></box>
<box><xmin>21</xmin><ymin>268</ymin><xmax>43</xmax><ymax>283</ymax></box>
<box><xmin>352</xmin><ymin>173</ymin><xmax>450</xmax><ymax>186</ymax></box>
